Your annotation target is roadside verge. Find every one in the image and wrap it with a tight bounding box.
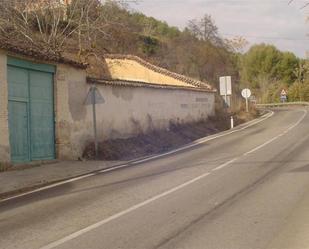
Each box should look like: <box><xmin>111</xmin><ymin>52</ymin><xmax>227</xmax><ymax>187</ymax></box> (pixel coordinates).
<box><xmin>0</xmin><ymin>110</ymin><xmax>273</xmax><ymax>202</ymax></box>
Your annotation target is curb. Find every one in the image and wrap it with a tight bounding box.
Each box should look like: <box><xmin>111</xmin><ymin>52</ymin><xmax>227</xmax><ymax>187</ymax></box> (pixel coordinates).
<box><xmin>0</xmin><ymin>110</ymin><xmax>274</xmax><ymax>202</ymax></box>
<box><xmin>257</xmin><ymin>102</ymin><xmax>309</xmax><ymax>107</ymax></box>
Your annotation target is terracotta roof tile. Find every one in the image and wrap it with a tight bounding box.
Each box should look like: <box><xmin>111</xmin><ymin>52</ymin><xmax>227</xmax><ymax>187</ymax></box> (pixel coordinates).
<box><xmin>87</xmin><ymin>77</ymin><xmax>215</xmax><ymax>93</ymax></box>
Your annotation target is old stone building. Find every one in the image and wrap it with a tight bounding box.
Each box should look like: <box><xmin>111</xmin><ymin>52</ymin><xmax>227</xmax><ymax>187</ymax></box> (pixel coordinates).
<box><xmin>0</xmin><ymin>42</ymin><xmax>216</xmax><ymax>164</ymax></box>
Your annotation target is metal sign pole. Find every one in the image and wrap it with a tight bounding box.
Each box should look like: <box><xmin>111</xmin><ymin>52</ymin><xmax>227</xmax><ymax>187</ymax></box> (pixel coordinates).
<box><xmin>84</xmin><ymin>85</ymin><xmax>105</xmax><ymax>160</ymax></box>
<box><xmin>92</xmin><ymin>86</ymin><xmax>98</xmax><ymax>159</ymax></box>
<box><xmin>241</xmin><ymin>88</ymin><xmax>251</xmax><ymax>113</ymax></box>
<box><xmin>224</xmin><ymin>77</ymin><xmax>227</xmax><ymax>108</ymax></box>
<box><xmin>246</xmin><ymin>96</ymin><xmax>249</xmax><ymax>113</ymax></box>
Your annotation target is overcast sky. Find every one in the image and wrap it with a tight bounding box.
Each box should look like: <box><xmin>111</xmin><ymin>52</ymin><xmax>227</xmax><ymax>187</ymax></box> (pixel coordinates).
<box><xmin>130</xmin><ymin>0</ymin><xmax>309</xmax><ymax>58</ymax></box>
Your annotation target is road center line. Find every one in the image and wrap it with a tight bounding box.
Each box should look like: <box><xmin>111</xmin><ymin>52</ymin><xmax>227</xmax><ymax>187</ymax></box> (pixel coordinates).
<box><xmin>212</xmin><ymin>158</ymin><xmax>239</xmax><ymax>171</ymax></box>
<box><xmin>39</xmin><ymin>110</ymin><xmax>306</xmax><ymax>249</ymax></box>
<box><xmin>38</xmin><ymin>172</ymin><xmax>212</xmax><ymax>249</ymax></box>
<box><xmin>244</xmin><ymin>110</ymin><xmax>307</xmax><ymax>156</ymax></box>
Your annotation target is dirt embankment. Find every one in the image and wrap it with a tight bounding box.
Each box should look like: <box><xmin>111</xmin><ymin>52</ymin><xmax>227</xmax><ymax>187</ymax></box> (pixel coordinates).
<box><xmin>83</xmin><ymin>109</ymin><xmax>260</xmax><ymax>161</ymax></box>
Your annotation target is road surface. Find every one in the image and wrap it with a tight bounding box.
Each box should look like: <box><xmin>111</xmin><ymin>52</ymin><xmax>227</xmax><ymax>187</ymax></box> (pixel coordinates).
<box><xmin>1</xmin><ymin>107</ymin><xmax>309</xmax><ymax>249</ymax></box>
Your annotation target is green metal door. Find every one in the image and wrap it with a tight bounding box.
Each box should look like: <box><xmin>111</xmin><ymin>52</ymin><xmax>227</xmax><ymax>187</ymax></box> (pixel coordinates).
<box><xmin>8</xmin><ymin>101</ymin><xmax>30</xmax><ymax>162</ymax></box>
<box><xmin>8</xmin><ymin>66</ymin><xmax>30</xmax><ymax>162</ymax></box>
<box><xmin>29</xmin><ymin>71</ymin><xmax>55</xmax><ymax>160</ymax></box>
<box><xmin>7</xmin><ymin>58</ymin><xmax>56</xmax><ymax>163</ymax></box>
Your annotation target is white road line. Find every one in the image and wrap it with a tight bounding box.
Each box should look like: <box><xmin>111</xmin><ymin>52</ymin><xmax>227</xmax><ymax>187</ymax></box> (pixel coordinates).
<box><xmin>0</xmin><ymin>111</ymin><xmax>274</xmax><ymax>204</ymax></box>
<box><xmin>244</xmin><ymin>136</ymin><xmax>280</xmax><ymax>156</ymax></box>
<box><xmin>128</xmin><ymin>111</ymin><xmax>274</xmax><ymax>164</ymax></box>
<box><xmin>244</xmin><ymin>110</ymin><xmax>307</xmax><ymax>156</ymax></box>
<box><xmin>99</xmin><ymin>164</ymin><xmax>129</xmax><ymax>173</ymax></box>
<box><xmin>38</xmin><ymin>172</ymin><xmax>212</xmax><ymax>249</ymax></box>
<box><xmin>38</xmin><ymin>110</ymin><xmax>306</xmax><ymax>249</ymax></box>
<box><xmin>212</xmin><ymin>158</ymin><xmax>239</xmax><ymax>171</ymax></box>
<box><xmin>0</xmin><ymin>173</ymin><xmax>96</xmax><ymax>203</ymax></box>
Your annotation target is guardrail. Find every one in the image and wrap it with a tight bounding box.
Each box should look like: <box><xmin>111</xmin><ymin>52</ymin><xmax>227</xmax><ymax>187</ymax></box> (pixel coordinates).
<box><xmin>256</xmin><ymin>102</ymin><xmax>309</xmax><ymax>107</ymax></box>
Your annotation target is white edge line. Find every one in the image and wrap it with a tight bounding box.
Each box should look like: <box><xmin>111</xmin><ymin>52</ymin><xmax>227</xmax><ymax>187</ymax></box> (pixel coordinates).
<box><xmin>130</xmin><ymin>111</ymin><xmax>274</xmax><ymax>164</ymax></box>
<box><xmin>0</xmin><ymin>173</ymin><xmax>96</xmax><ymax>202</ymax></box>
<box><xmin>0</xmin><ymin>111</ymin><xmax>274</xmax><ymax>203</ymax></box>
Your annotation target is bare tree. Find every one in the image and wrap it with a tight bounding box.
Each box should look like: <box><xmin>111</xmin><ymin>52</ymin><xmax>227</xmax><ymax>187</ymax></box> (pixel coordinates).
<box><xmin>187</xmin><ymin>14</ymin><xmax>222</xmax><ymax>45</ymax></box>
<box><xmin>0</xmin><ymin>0</ymin><xmax>127</xmax><ymax>60</ymax></box>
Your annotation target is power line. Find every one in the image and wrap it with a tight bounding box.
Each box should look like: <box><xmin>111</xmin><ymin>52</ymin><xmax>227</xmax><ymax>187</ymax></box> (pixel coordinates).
<box><xmin>222</xmin><ymin>33</ymin><xmax>309</xmax><ymax>41</ymax></box>
<box><xmin>288</xmin><ymin>0</ymin><xmax>309</xmax><ymax>9</ymax></box>
<box><xmin>300</xmin><ymin>2</ymin><xmax>309</xmax><ymax>9</ymax></box>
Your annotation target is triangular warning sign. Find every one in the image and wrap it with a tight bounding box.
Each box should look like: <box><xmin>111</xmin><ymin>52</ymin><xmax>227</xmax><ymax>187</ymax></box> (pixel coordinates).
<box><xmin>281</xmin><ymin>89</ymin><xmax>287</xmax><ymax>96</ymax></box>
<box><xmin>85</xmin><ymin>86</ymin><xmax>105</xmax><ymax>105</ymax></box>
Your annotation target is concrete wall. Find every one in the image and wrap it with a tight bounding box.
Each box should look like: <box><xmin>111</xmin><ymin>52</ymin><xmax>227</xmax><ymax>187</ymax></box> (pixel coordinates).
<box><xmin>60</xmin><ymin>81</ymin><xmax>215</xmax><ymax>160</ymax></box>
<box><xmin>105</xmin><ymin>58</ymin><xmax>195</xmax><ymax>88</ymax></box>
<box><xmin>0</xmin><ymin>51</ymin><xmax>10</xmax><ymax>163</ymax></box>
<box><xmin>54</xmin><ymin>64</ymin><xmax>88</xmax><ymax>160</ymax></box>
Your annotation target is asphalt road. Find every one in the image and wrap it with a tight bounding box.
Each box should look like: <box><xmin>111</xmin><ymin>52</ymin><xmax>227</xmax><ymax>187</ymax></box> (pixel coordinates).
<box><xmin>1</xmin><ymin>107</ymin><xmax>309</xmax><ymax>249</ymax></box>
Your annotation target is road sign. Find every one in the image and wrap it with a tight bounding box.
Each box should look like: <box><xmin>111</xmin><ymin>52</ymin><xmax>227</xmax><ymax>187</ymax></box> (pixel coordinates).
<box><xmin>219</xmin><ymin>76</ymin><xmax>232</xmax><ymax>107</ymax></box>
<box><xmin>241</xmin><ymin>88</ymin><xmax>251</xmax><ymax>112</ymax></box>
<box><xmin>85</xmin><ymin>86</ymin><xmax>105</xmax><ymax>105</ymax></box>
<box><xmin>241</xmin><ymin>88</ymin><xmax>251</xmax><ymax>99</ymax></box>
<box><xmin>219</xmin><ymin>76</ymin><xmax>232</xmax><ymax>96</ymax></box>
<box><xmin>281</xmin><ymin>89</ymin><xmax>287</xmax><ymax>96</ymax></box>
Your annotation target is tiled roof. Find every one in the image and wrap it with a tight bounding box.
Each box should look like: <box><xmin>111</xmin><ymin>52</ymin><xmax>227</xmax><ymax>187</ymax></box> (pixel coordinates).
<box><xmin>103</xmin><ymin>54</ymin><xmax>215</xmax><ymax>91</ymax></box>
<box><xmin>87</xmin><ymin>77</ymin><xmax>215</xmax><ymax>92</ymax></box>
<box><xmin>0</xmin><ymin>39</ymin><xmax>87</xmax><ymax>68</ymax></box>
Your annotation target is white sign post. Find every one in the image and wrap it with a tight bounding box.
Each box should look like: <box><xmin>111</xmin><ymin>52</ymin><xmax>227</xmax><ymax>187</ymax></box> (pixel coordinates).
<box><xmin>280</xmin><ymin>89</ymin><xmax>287</xmax><ymax>103</ymax></box>
<box><xmin>85</xmin><ymin>85</ymin><xmax>105</xmax><ymax>159</ymax></box>
<box><xmin>219</xmin><ymin>76</ymin><xmax>232</xmax><ymax>107</ymax></box>
<box><xmin>241</xmin><ymin>88</ymin><xmax>252</xmax><ymax>113</ymax></box>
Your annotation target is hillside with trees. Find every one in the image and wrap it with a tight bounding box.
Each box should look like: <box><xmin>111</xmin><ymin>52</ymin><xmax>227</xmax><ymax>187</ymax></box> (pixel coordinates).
<box><xmin>0</xmin><ymin>0</ymin><xmax>307</xmax><ymax>103</ymax></box>
<box><xmin>240</xmin><ymin>44</ymin><xmax>308</xmax><ymax>102</ymax></box>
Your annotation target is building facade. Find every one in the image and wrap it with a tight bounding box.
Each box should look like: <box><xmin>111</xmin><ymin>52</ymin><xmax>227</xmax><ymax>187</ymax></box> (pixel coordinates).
<box><xmin>0</xmin><ymin>48</ymin><xmax>216</xmax><ymax>164</ymax></box>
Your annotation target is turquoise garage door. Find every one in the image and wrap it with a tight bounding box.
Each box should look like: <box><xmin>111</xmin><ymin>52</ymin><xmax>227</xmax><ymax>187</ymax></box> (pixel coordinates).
<box><xmin>8</xmin><ymin>58</ymin><xmax>56</xmax><ymax>163</ymax></box>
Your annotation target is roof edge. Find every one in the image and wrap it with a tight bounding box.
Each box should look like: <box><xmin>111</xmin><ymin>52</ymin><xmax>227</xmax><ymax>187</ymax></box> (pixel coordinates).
<box><xmin>0</xmin><ymin>40</ymin><xmax>87</xmax><ymax>69</ymax></box>
<box><xmin>87</xmin><ymin>77</ymin><xmax>217</xmax><ymax>93</ymax></box>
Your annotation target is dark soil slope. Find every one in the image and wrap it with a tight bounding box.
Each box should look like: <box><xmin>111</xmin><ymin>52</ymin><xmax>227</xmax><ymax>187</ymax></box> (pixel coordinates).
<box><xmin>83</xmin><ymin>110</ymin><xmax>259</xmax><ymax>161</ymax></box>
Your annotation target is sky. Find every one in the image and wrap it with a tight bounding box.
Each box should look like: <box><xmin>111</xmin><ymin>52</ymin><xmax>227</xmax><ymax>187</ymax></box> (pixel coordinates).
<box><xmin>130</xmin><ymin>0</ymin><xmax>309</xmax><ymax>58</ymax></box>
